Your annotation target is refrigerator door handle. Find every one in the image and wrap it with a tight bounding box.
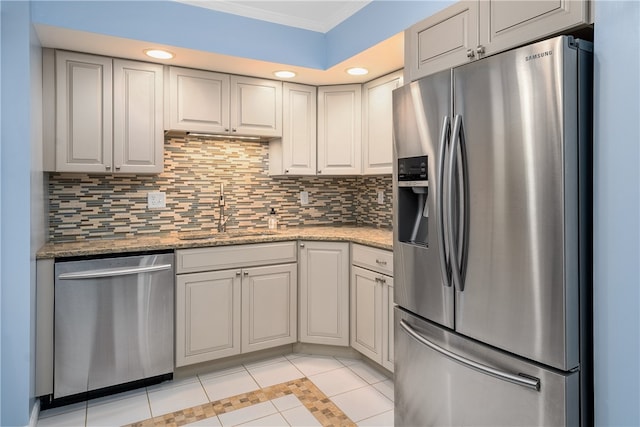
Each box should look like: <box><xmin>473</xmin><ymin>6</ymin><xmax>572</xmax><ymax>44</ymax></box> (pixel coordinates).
<box><xmin>448</xmin><ymin>114</ymin><xmax>469</xmax><ymax>292</ymax></box>
<box><xmin>399</xmin><ymin>319</ymin><xmax>541</xmax><ymax>391</ymax></box>
<box><xmin>437</xmin><ymin>115</ymin><xmax>452</xmax><ymax>287</ymax></box>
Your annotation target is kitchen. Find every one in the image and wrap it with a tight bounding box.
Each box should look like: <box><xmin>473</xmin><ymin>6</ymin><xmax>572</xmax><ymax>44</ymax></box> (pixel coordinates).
<box><xmin>0</xmin><ymin>1</ymin><xmax>638</xmax><ymax>427</ymax></box>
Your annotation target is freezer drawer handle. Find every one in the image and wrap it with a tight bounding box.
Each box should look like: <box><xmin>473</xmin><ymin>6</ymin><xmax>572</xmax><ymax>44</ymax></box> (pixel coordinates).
<box><xmin>58</xmin><ymin>264</ymin><xmax>173</xmax><ymax>280</ymax></box>
<box><xmin>399</xmin><ymin>319</ymin><xmax>541</xmax><ymax>391</ymax></box>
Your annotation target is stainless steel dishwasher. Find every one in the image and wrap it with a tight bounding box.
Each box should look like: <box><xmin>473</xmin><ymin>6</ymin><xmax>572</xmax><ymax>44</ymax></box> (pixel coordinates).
<box><xmin>54</xmin><ymin>252</ymin><xmax>174</xmax><ymax>399</ymax></box>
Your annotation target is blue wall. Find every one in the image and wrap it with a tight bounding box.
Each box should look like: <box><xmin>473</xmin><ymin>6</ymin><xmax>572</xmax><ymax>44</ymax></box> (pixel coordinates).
<box><xmin>1</xmin><ymin>1</ymin><xmax>39</xmax><ymax>425</ymax></box>
<box><xmin>0</xmin><ymin>0</ymin><xmax>638</xmax><ymax>425</ymax></box>
<box><xmin>593</xmin><ymin>1</ymin><xmax>640</xmax><ymax>425</ymax></box>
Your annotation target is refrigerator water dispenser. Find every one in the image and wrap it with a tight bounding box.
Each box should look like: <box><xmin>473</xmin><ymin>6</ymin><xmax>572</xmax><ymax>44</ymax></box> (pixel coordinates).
<box><xmin>397</xmin><ymin>156</ymin><xmax>429</xmax><ymax>246</ymax></box>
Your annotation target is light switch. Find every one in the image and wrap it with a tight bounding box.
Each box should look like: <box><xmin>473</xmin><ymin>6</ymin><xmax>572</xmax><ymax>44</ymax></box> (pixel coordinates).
<box><xmin>377</xmin><ymin>190</ymin><xmax>384</xmax><ymax>205</ymax></box>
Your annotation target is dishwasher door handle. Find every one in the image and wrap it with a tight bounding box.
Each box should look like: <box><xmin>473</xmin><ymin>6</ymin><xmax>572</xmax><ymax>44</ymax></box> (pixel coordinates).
<box><xmin>58</xmin><ymin>264</ymin><xmax>173</xmax><ymax>280</ymax></box>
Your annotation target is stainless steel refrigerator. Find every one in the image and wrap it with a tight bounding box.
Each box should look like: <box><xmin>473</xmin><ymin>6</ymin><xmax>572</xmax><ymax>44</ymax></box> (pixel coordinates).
<box><xmin>392</xmin><ymin>36</ymin><xmax>592</xmax><ymax>426</ymax></box>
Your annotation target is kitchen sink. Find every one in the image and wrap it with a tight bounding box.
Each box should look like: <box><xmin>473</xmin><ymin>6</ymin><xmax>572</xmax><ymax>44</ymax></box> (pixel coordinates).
<box><xmin>177</xmin><ymin>230</ymin><xmax>277</xmax><ymax>240</ymax></box>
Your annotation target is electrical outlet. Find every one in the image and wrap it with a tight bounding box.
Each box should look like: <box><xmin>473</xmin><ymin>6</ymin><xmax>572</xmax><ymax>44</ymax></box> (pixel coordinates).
<box><xmin>377</xmin><ymin>190</ymin><xmax>384</xmax><ymax>205</ymax></box>
<box><xmin>148</xmin><ymin>192</ymin><xmax>166</xmax><ymax>209</ymax></box>
<box><xmin>300</xmin><ymin>191</ymin><xmax>309</xmax><ymax>206</ymax></box>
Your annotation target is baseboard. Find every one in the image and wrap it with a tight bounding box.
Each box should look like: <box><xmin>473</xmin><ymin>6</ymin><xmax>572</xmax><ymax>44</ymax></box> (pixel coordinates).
<box><xmin>28</xmin><ymin>399</ymin><xmax>40</xmax><ymax>427</ymax></box>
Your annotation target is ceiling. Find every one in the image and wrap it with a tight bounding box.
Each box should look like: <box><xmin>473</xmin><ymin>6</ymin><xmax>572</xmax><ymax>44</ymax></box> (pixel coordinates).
<box><xmin>176</xmin><ymin>0</ymin><xmax>371</xmax><ymax>32</ymax></box>
<box><xmin>35</xmin><ymin>1</ymin><xmax>404</xmax><ymax>86</ymax></box>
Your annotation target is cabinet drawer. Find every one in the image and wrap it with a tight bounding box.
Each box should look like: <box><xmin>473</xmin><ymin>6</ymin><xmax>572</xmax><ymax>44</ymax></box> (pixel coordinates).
<box><xmin>352</xmin><ymin>244</ymin><xmax>393</xmax><ymax>276</ymax></box>
<box><xmin>176</xmin><ymin>241</ymin><xmax>297</xmax><ymax>274</ymax></box>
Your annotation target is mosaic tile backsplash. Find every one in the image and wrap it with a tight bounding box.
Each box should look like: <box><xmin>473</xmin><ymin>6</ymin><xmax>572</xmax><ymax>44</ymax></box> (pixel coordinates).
<box><xmin>48</xmin><ymin>137</ymin><xmax>392</xmax><ymax>241</ymax></box>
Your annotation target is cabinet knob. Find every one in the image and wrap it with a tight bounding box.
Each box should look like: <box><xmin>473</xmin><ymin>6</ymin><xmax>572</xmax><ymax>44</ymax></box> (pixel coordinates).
<box><xmin>243</xmin><ymin>271</ymin><xmax>249</xmax><ymax>276</ymax></box>
<box><xmin>317</xmin><ymin>170</ymin><xmax>322</xmax><ymax>174</ymax></box>
<box><xmin>115</xmin><ymin>166</ymin><xmax>121</xmax><ymax>171</ymax></box>
<box><xmin>236</xmin><ymin>271</ymin><xmax>241</xmax><ymax>276</ymax></box>
<box><xmin>375</xmin><ymin>259</ymin><xmax>387</xmax><ymax>266</ymax></box>
<box><xmin>466</xmin><ymin>49</ymin><xmax>475</xmax><ymax>59</ymax></box>
<box><xmin>285</xmin><ymin>169</ymin><xmax>289</xmax><ymax>174</ymax></box>
<box><xmin>225</xmin><ymin>128</ymin><xmax>230</xmax><ymax>132</ymax></box>
<box><xmin>476</xmin><ymin>45</ymin><xmax>485</xmax><ymax>55</ymax></box>
<box><xmin>300</xmin><ymin>243</ymin><xmax>305</xmax><ymax>248</ymax></box>
<box><xmin>105</xmin><ymin>166</ymin><xmax>111</xmax><ymax>170</ymax></box>
<box><xmin>232</xmin><ymin>128</ymin><xmax>237</xmax><ymax>132</ymax></box>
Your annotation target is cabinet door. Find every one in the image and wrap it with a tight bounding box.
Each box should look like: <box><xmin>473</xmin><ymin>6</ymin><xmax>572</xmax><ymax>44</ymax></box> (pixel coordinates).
<box><xmin>479</xmin><ymin>0</ymin><xmax>590</xmax><ymax>57</ymax></box>
<box><xmin>350</xmin><ymin>266</ymin><xmax>383</xmax><ymax>363</ymax></box>
<box><xmin>168</xmin><ymin>67</ymin><xmax>230</xmax><ymax>133</ymax></box>
<box><xmin>113</xmin><ymin>60</ymin><xmax>164</xmax><ymax>174</ymax></box>
<box><xmin>176</xmin><ymin>270</ymin><xmax>241</xmax><ymax>367</ymax></box>
<box><xmin>382</xmin><ymin>276</ymin><xmax>395</xmax><ymax>372</ymax></box>
<box><xmin>55</xmin><ymin>51</ymin><xmax>113</xmax><ymax>172</ymax></box>
<box><xmin>317</xmin><ymin>85</ymin><xmax>362</xmax><ymax>175</ymax></box>
<box><xmin>242</xmin><ymin>263</ymin><xmax>297</xmax><ymax>353</ymax></box>
<box><xmin>281</xmin><ymin>82</ymin><xmax>317</xmax><ymax>175</ymax></box>
<box><xmin>404</xmin><ymin>1</ymin><xmax>479</xmax><ymax>82</ymax></box>
<box><xmin>362</xmin><ymin>71</ymin><xmax>403</xmax><ymax>175</ymax></box>
<box><xmin>298</xmin><ymin>241</ymin><xmax>350</xmax><ymax>346</ymax></box>
<box><xmin>230</xmin><ymin>75</ymin><xmax>282</xmax><ymax>137</ymax></box>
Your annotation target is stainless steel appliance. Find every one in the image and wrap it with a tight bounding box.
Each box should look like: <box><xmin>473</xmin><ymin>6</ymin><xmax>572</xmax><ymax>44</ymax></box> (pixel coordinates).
<box><xmin>54</xmin><ymin>252</ymin><xmax>174</xmax><ymax>399</ymax></box>
<box><xmin>392</xmin><ymin>36</ymin><xmax>592</xmax><ymax>426</ymax></box>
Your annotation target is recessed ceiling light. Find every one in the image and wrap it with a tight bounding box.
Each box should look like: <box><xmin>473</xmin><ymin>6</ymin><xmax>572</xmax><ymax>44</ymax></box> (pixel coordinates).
<box><xmin>346</xmin><ymin>67</ymin><xmax>369</xmax><ymax>76</ymax></box>
<box><xmin>144</xmin><ymin>49</ymin><xmax>175</xmax><ymax>60</ymax></box>
<box><xmin>274</xmin><ymin>70</ymin><xmax>296</xmax><ymax>78</ymax></box>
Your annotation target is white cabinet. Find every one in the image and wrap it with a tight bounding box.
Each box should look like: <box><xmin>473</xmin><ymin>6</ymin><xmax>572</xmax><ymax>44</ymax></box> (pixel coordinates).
<box><xmin>175</xmin><ymin>242</ymin><xmax>297</xmax><ymax>367</ymax></box>
<box><xmin>317</xmin><ymin>85</ymin><xmax>362</xmax><ymax>175</ymax></box>
<box><xmin>176</xmin><ymin>269</ymin><xmax>241</xmax><ymax>366</ymax></box>
<box><xmin>47</xmin><ymin>50</ymin><xmax>163</xmax><ymax>173</ymax></box>
<box><xmin>167</xmin><ymin>67</ymin><xmax>230</xmax><ymax>134</ymax></box>
<box><xmin>350</xmin><ymin>244</ymin><xmax>395</xmax><ymax>371</ymax></box>
<box><xmin>167</xmin><ymin>67</ymin><xmax>282</xmax><ymax>137</ymax></box>
<box><xmin>405</xmin><ymin>0</ymin><xmax>591</xmax><ymax>81</ymax></box>
<box><xmin>269</xmin><ymin>83</ymin><xmax>317</xmax><ymax>176</ymax></box>
<box><xmin>362</xmin><ymin>70</ymin><xmax>403</xmax><ymax>175</ymax></box>
<box><xmin>298</xmin><ymin>241</ymin><xmax>350</xmax><ymax>346</ymax></box>
<box><xmin>230</xmin><ymin>75</ymin><xmax>282</xmax><ymax>137</ymax></box>
<box><xmin>242</xmin><ymin>263</ymin><xmax>297</xmax><ymax>353</ymax></box>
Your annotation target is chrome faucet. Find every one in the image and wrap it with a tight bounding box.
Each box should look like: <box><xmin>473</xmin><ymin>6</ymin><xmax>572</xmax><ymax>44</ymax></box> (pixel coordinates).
<box><xmin>217</xmin><ymin>183</ymin><xmax>232</xmax><ymax>232</ymax></box>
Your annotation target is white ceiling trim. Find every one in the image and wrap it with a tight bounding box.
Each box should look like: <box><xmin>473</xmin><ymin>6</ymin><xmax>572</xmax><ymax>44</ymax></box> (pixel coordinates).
<box><xmin>176</xmin><ymin>0</ymin><xmax>371</xmax><ymax>33</ymax></box>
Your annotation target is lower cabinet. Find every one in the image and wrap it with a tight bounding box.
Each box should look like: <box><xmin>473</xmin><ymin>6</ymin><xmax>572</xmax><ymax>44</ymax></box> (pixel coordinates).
<box><xmin>298</xmin><ymin>241</ymin><xmax>350</xmax><ymax>346</ymax></box>
<box><xmin>350</xmin><ymin>244</ymin><xmax>395</xmax><ymax>371</ymax></box>
<box><xmin>241</xmin><ymin>263</ymin><xmax>297</xmax><ymax>353</ymax></box>
<box><xmin>175</xmin><ymin>242</ymin><xmax>297</xmax><ymax>367</ymax></box>
<box><xmin>176</xmin><ymin>269</ymin><xmax>241</xmax><ymax>366</ymax></box>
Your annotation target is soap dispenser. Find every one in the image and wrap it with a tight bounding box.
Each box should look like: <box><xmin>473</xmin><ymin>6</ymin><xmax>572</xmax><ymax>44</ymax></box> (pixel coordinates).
<box><xmin>268</xmin><ymin>208</ymin><xmax>278</xmax><ymax>230</ymax></box>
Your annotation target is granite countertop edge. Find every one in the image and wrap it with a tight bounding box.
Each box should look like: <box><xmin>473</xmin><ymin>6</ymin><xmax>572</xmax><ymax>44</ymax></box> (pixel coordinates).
<box><xmin>37</xmin><ymin>226</ymin><xmax>393</xmax><ymax>259</ymax></box>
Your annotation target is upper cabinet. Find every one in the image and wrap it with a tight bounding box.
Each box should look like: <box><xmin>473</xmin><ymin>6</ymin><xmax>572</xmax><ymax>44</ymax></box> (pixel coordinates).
<box><xmin>317</xmin><ymin>84</ymin><xmax>362</xmax><ymax>175</ymax></box>
<box><xmin>45</xmin><ymin>50</ymin><xmax>164</xmax><ymax>174</ymax></box>
<box><xmin>362</xmin><ymin>70</ymin><xmax>403</xmax><ymax>175</ymax></box>
<box><xmin>167</xmin><ymin>67</ymin><xmax>282</xmax><ymax>138</ymax></box>
<box><xmin>167</xmin><ymin>67</ymin><xmax>229</xmax><ymax>134</ymax></box>
<box><xmin>269</xmin><ymin>82</ymin><xmax>317</xmax><ymax>176</ymax></box>
<box><xmin>405</xmin><ymin>0</ymin><xmax>592</xmax><ymax>81</ymax></box>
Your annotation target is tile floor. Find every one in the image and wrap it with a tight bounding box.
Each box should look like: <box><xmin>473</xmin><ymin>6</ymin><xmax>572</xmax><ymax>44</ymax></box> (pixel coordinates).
<box><xmin>37</xmin><ymin>353</ymin><xmax>394</xmax><ymax>427</ymax></box>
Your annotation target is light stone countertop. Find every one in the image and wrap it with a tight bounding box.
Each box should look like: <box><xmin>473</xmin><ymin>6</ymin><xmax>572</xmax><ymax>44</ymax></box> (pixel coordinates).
<box><xmin>36</xmin><ymin>226</ymin><xmax>393</xmax><ymax>259</ymax></box>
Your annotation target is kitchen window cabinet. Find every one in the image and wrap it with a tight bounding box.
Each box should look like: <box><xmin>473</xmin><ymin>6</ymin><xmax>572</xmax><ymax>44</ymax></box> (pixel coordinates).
<box><xmin>45</xmin><ymin>49</ymin><xmax>164</xmax><ymax>174</ymax></box>
<box><xmin>362</xmin><ymin>70</ymin><xmax>403</xmax><ymax>175</ymax></box>
<box><xmin>350</xmin><ymin>244</ymin><xmax>394</xmax><ymax>371</ymax></box>
<box><xmin>317</xmin><ymin>85</ymin><xmax>362</xmax><ymax>175</ymax></box>
<box><xmin>167</xmin><ymin>67</ymin><xmax>282</xmax><ymax>137</ymax></box>
<box><xmin>405</xmin><ymin>0</ymin><xmax>591</xmax><ymax>81</ymax></box>
<box><xmin>269</xmin><ymin>82</ymin><xmax>317</xmax><ymax>176</ymax></box>
<box><xmin>298</xmin><ymin>241</ymin><xmax>350</xmax><ymax>346</ymax></box>
<box><xmin>175</xmin><ymin>242</ymin><xmax>297</xmax><ymax>367</ymax></box>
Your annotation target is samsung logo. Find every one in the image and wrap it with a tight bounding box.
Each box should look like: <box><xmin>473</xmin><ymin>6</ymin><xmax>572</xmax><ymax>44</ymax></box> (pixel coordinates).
<box><xmin>525</xmin><ymin>50</ymin><xmax>553</xmax><ymax>61</ymax></box>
